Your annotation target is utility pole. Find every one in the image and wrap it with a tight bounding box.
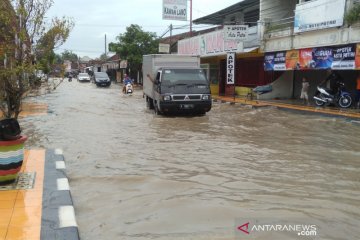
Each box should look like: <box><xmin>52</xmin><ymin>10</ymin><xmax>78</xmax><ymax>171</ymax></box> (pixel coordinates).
<box><xmin>105</xmin><ymin>34</ymin><xmax>107</xmax><ymax>57</ymax></box>
<box><xmin>189</xmin><ymin>0</ymin><xmax>192</xmax><ymax>37</ymax></box>
<box><xmin>170</xmin><ymin>24</ymin><xmax>173</xmax><ymax>54</ymax></box>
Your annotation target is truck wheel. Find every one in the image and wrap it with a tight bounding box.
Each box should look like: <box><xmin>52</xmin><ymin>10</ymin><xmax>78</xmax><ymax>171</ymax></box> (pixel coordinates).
<box><xmin>146</xmin><ymin>97</ymin><xmax>154</xmax><ymax>109</ymax></box>
<box><xmin>153</xmin><ymin>100</ymin><xmax>161</xmax><ymax>115</ymax></box>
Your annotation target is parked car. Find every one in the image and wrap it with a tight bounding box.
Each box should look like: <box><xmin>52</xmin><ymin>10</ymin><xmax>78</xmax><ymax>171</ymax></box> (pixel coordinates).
<box><xmin>77</xmin><ymin>73</ymin><xmax>91</xmax><ymax>82</ymax></box>
<box><xmin>92</xmin><ymin>72</ymin><xmax>111</xmax><ymax>87</ymax></box>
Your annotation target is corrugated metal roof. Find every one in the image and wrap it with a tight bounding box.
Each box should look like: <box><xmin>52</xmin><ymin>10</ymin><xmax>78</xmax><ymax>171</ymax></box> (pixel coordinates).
<box><xmin>193</xmin><ymin>0</ymin><xmax>259</xmax><ymax>25</ymax></box>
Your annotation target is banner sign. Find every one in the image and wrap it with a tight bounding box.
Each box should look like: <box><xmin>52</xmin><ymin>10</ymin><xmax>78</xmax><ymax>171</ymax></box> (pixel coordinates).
<box><xmin>312</xmin><ymin>47</ymin><xmax>333</xmax><ymax>69</ymax></box>
<box><xmin>264</xmin><ymin>44</ymin><xmax>357</xmax><ymax>71</ymax></box>
<box><xmin>354</xmin><ymin>43</ymin><xmax>360</xmax><ymax>69</ymax></box>
<box><xmin>286</xmin><ymin>50</ymin><xmax>300</xmax><ymax>70</ymax></box>
<box><xmin>299</xmin><ymin>48</ymin><xmax>314</xmax><ymax>69</ymax></box>
<box><xmin>227</xmin><ymin>52</ymin><xmax>236</xmax><ymax>85</ymax></box>
<box><xmin>331</xmin><ymin>45</ymin><xmax>356</xmax><ymax>69</ymax></box>
<box><xmin>294</xmin><ymin>0</ymin><xmax>346</xmax><ymax>33</ymax></box>
<box><xmin>178</xmin><ymin>29</ymin><xmax>243</xmax><ymax>57</ymax></box>
<box><xmin>162</xmin><ymin>0</ymin><xmax>187</xmax><ymax>21</ymax></box>
<box><xmin>224</xmin><ymin>25</ymin><xmax>248</xmax><ymax>41</ymax></box>
<box><xmin>264</xmin><ymin>53</ymin><xmax>275</xmax><ymax>71</ymax></box>
<box><xmin>264</xmin><ymin>51</ymin><xmax>286</xmax><ymax>71</ymax></box>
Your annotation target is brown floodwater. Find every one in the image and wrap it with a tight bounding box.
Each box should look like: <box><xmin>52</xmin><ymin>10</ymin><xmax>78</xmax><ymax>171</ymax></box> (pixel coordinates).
<box><xmin>21</xmin><ymin>80</ymin><xmax>360</xmax><ymax>240</ymax></box>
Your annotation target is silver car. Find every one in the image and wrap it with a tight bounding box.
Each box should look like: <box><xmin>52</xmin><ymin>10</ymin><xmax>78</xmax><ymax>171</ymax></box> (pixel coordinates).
<box><xmin>77</xmin><ymin>73</ymin><xmax>90</xmax><ymax>82</ymax></box>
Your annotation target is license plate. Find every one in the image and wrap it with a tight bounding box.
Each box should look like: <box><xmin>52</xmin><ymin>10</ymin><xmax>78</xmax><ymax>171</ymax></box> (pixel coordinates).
<box><xmin>180</xmin><ymin>104</ymin><xmax>194</xmax><ymax>109</ymax></box>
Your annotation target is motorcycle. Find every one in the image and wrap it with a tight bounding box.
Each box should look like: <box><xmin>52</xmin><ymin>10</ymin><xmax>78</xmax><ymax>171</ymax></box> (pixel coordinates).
<box><xmin>68</xmin><ymin>76</ymin><xmax>72</xmax><ymax>82</ymax></box>
<box><xmin>313</xmin><ymin>81</ymin><xmax>352</xmax><ymax>108</ymax></box>
<box><xmin>124</xmin><ymin>83</ymin><xmax>133</xmax><ymax>95</ymax></box>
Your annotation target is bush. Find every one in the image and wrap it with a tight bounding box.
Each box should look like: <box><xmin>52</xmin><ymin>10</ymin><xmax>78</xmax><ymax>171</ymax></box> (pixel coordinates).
<box><xmin>345</xmin><ymin>4</ymin><xmax>360</xmax><ymax>25</ymax></box>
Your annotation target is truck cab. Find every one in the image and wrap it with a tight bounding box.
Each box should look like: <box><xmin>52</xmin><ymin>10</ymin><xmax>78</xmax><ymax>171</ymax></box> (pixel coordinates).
<box><xmin>151</xmin><ymin>68</ymin><xmax>212</xmax><ymax>114</ymax></box>
<box><xmin>143</xmin><ymin>54</ymin><xmax>212</xmax><ymax>115</ymax></box>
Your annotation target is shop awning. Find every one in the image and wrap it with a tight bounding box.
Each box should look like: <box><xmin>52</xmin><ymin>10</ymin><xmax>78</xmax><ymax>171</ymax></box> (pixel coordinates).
<box><xmin>244</xmin><ymin>47</ymin><xmax>259</xmax><ymax>53</ymax></box>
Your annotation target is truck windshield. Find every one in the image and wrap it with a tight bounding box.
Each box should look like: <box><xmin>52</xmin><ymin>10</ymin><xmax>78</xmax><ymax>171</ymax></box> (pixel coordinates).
<box><xmin>162</xmin><ymin>69</ymin><xmax>207</xmax><ymax>85</ymax></box>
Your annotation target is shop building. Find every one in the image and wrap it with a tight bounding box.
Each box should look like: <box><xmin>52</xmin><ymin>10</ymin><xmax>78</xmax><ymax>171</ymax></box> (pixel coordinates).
<box><xmin>178</xmin><ymin>0</ymin><xmax>275</xmax><ymax>96</ymax></box>
<box><xmin>259</xmin><ymin>0</ymin><xmax>360</xmax><ymax>101</ymax></box>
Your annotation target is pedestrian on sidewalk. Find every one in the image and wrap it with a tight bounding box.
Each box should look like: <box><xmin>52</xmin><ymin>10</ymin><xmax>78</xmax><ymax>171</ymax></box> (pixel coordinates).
<box><xmin>355</xmin><ymin>72</ymin><xmax>360</xmax><ymax>109</ymax></box>
<box><xmin>300</xmin><ymin>77</ymin><xmax>310</xmax><ymax>105</ymax></box>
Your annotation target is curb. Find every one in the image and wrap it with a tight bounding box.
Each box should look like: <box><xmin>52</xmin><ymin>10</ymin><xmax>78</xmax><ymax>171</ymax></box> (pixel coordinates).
<box><xmin>41</xmin><ymin>149</ymin><xmax>80</xmax><ymax>240</ymax></box>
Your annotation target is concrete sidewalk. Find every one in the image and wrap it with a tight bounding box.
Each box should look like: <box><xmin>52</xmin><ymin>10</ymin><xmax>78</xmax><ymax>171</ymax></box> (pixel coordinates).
<box><xmin>212</xmin><ymin>95</ymin><xmax>360</xmax><ymax>119</ymax></box>
<box><xmin>0</xmin><ymin>149</ymin><xmax>79</xmax><ymax>240</ymax></box>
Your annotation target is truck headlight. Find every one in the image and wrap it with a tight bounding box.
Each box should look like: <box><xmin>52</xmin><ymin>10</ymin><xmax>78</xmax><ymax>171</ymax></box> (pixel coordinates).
<box><xmin>202</xmin><ymin>95</ymin><xmax>210</xmax><ymax>100</ymax></box>
<box><xmin>163</xmin><ymin>95</ymin><xmax>171</xmax><ymax>101</ymax></box>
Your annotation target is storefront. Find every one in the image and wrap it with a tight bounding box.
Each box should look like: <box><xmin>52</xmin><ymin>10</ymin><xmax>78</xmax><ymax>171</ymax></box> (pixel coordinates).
<box><xmin>178</xmin><ymin>28</ymin><xmax>272</xmax><ymax>96</ymax></box>
<box><xmin>263</xmin><ymin>43</ymin><xmax>360</xmax><ymax>100</ymax></box>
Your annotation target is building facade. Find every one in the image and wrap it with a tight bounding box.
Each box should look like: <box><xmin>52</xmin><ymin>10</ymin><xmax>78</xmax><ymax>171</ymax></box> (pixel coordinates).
<box><xmin>174</xmin><ymin>0</ymin><xmax>360</xmax><ymax>101</ymax></box>
<box><xmin>259</xmin><ymin>0</ymin><xmax>360</xmax><ymax>100</ymax></box>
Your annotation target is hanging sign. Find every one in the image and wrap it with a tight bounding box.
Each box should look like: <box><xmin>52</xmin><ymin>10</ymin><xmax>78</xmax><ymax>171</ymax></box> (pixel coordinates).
<box><xmin>224</xmin><ymin>25</ymin><xmax>248</xmax><ymax>41</ymax></box>
<box><xmin>162</xmin><ymin>0</ymin><xmax>187</xmax><ymax>21</ymax></box>
<box><xmin>159</xmin><ymin>43</ymin><xmax>170</xmax><ymax>53</ymax></box>
<box><xmin>227</xmin><ymin>52</ymin><xmax>235</xmax><ymax>85</ymax></box>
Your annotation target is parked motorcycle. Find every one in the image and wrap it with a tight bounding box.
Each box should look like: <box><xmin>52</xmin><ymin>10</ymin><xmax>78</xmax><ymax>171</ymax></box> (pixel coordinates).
<box><xmin>68</xmin><ymin>76</ymin><xmax>72</xmax><ymax>82</ymax></box>
<box><xmin>313</xmin><ymin>81</ymin><xmax>352</xmax><ymax>108</ymax></box>
<box><xmin>124</xmin><ymin>83</ymin><xmax>133</xmax><ymax>95</ymax></box>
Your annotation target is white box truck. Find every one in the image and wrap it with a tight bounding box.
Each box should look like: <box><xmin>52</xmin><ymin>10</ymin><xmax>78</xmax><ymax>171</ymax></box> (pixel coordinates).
<box><xmin>142</xmin><ymin>54</ymin><xmax>212</xmax><ymax>115</ymax></box>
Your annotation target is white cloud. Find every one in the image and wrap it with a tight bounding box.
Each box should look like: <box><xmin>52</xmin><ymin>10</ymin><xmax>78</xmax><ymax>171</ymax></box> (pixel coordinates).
<box><xmin>47</xmin><ymin>0</ymin><xmax>242</xmax><ymax>58</ymax></box>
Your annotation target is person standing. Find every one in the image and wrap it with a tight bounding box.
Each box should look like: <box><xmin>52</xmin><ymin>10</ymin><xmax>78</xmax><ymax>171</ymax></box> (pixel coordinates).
<box><xmin>300</xmin><ymin>77</ymin><xmax>310</xmax><ymax>105</ymax></box>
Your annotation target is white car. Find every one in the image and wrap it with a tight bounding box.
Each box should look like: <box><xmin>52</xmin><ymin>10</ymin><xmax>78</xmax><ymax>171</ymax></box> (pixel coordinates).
<box><xmin>77</xmin><ymin>73</ymin><xmax>91</xmax><ymax>82</ymax></box>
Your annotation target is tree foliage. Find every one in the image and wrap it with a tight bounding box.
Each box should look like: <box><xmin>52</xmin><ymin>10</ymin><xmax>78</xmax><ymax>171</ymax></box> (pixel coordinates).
<box><xmin>345</xmin><ymin>3</ymin><xmax>360</xmax><ymax>25</ymax></box>
<box><xmin>0</xmin><ymin>0</ymin><xmax>73</xmax><ymax>119</ymax></box>
<box><xmin>60</xmin><ymin>50</ymin><xmax>78</xmax><ymax>62</ymax></box>
<box><xmin>36</xmin><ymin>17</ymin><xmax>74</xmax><ymax>73</ymax></box>
<box><xmin>109</xmin><ymin>24</ymin><xmax>159</xmax><ymax>78</ymax></box>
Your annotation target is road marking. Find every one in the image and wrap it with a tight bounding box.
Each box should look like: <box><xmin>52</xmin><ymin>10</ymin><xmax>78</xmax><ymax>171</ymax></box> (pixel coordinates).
<box><xmin>57</xmin><ymin>178</ymin><xmax>70</xmax><ymax>191</ymax></box>
<box><xmin>59</xmin><ymin>206</ymin><xmax>78</xmax><ymax>228</ymax></box>
<box><xmin>55</xmin><ymin>149</ymin><xmax>63</xmax><ymax>155</ymax></box>
<box><xmin>56</xmin><ymin>161</ymin><xmax>66</xmax><ymax>169</ymax></box>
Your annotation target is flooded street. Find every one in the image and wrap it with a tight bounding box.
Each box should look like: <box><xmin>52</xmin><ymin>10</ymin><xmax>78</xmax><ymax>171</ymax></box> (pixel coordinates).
<box><xmin>21</xmin><ymin>80</ymin><xmax>360</xmax><ymax>240</ymax></box>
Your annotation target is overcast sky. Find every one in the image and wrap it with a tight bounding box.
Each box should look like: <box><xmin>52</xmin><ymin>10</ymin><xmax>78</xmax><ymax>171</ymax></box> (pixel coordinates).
<box><xmin>46</xmin><ymin>0</ymin><xmax>242</xmax><ymax>58</ymax></box>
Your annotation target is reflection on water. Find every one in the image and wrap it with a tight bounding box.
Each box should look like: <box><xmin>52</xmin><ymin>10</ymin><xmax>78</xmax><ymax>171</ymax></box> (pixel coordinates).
<box><xmin>21</xmin><ymin>80</ymin><xmax>360</xmax><ymax>240</ymax></box>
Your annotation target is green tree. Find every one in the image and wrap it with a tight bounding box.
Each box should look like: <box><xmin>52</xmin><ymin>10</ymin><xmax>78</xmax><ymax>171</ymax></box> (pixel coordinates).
<box><xmin>61</xmin><ymin>50</ymin><xmax>78</xmax><ymax>62</ymax></box>
<box><xmin>109</xmin><ymin>24</ymin><xmax>159</xmax><ymax>80</ymax></box>
<box><xmin>0</xmin><ymin>0</ymin><xmax>73</xmax><ymax>119</ymax></box>
<box><xmin>36</xmin><ymin>17</ymin><xmax>74</xmax><ymax>74</ymax></box>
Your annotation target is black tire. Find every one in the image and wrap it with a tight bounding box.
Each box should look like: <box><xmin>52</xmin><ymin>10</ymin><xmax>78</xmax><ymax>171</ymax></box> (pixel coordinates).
<box><xmin>146</xmin><ymin>97</ymin><xmax>154</xmax><ymax>109</ymax></box>
<box><xmin>153</xmin><ymin>99</ymin><xmax>161</xmax><ymax>115</ymax></box>
<box><xmin>338</xmin><ymin>95</ymin><xmax>352</xmax><ymax>108</ymax></box>
<box><xmin>314</xmin><ymin>93</ymin><xmax>325</xmax><ymax>106</ymax></box>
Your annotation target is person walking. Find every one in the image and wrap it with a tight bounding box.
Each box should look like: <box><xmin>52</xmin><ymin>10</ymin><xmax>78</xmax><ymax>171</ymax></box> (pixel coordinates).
<box><xmin>300</xmin><ymin>77</ymin><xmax>310</xmax><ymax>105</ymax></box>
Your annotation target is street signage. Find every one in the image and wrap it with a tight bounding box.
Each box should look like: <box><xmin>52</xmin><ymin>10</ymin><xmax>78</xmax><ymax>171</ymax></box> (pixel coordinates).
<box><xmin>162</xmin><ymin>0</ymin><xmax>187</xmax><ymax>21</ymax></box>
<box><xmin>224</xmin><ymin>25</ymin><xmax>248</xmax><ymax>41</ymax></box>
<box><xmin>227</xmin><ymin>52</ymin><xmax>236</xmax><ymax>85</ymax></box>
<box><xmin>159</xmin><ymin>43</ymin><xmax>170</xmax><ymax>53</ymax></box>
